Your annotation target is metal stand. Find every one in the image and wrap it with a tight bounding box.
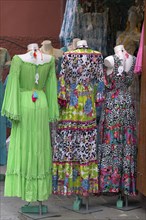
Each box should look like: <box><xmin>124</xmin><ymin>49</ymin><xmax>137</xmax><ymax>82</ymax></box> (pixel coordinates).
<box><xmin>19</xmin><ymin>201</ymin><xmax>61</xmax><ymax>219</ymax></box>
<box><xmin>0</xmin><ymin>173</ymin><xmax>5</xmax><ymax>181</ymax></box>
<box><xmin>63</xmin><ymin>195</ymin><xmax>103</xmax><ymax>214</ymax></box>
<box><xmin>121</xmin><ymin>195</ymin><xmax>141</xmax><ymax>211</ymax></box>
<box><xmin>103</xmin><ymin>193</ymin><xmax>141</xmax><ymax>211</ymax></box>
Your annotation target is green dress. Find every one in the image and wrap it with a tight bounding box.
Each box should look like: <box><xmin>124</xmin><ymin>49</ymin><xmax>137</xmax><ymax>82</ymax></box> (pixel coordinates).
<box><xmin>1</xmin><ymin>55</ymin><xmax>59</xmax><ymax>202</ymax></box>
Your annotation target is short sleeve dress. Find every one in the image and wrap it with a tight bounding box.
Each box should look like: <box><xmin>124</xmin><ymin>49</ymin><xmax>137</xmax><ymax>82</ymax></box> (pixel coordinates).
<box><xmin>1</xmin><ymin>55</ymin><xmax>59</xmax><ymax>202</ymax></box>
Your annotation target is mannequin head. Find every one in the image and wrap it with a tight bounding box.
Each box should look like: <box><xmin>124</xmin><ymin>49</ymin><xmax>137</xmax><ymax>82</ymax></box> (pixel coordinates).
<box><xmin>114</xmin><ymin>45</ymin><xmax>125</xmax><ymax>61</ymax></box>
<box><xmin>41</xmin><ymin>40</ymin><xmax>52</xmax><ymax>51</ymax></box>
<box><xmin>27</xmin><ymin>43</ymin><xmax>39</xmax><ymax>51</ymax></box>
<box><xmin>114</xmin><ymin>45</ymin><xmax>125</xmax><ymax>54</ymax></box>
<box><xmin>72</xmin><ymin>38</ymin><xmax>81</xmax><ymax>49</ymax></box>
<box><xmin>77</xmin><ymin>40</ymin><xmax>88</xmax><ymax>48</ymax></box>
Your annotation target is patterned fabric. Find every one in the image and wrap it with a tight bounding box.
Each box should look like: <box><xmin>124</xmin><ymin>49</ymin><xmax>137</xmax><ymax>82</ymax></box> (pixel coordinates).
<box><xmin>53</xmin><ymin>48</ymin><xmax>104</xmax><ymax>196</ymax></box>
<box><xmin>98</xmin><ymin>55</ymin><xmax>137</xmax><ymax>196</ymax></box>
<box><xmin>79</xmin><ymin>9</ymin><xmax>108</xmax><ymax>56</ymax></box>
<box><xmin>59</xmin><ymin>0</ymin><xmax>108</xmax><ymax>56</ymax></box>
<box><xmin>59</xmin><ymin>0</ymin><xmax>79</xmax><ymax>46</ymax></box>
<box><xmin>2</xmin><ymin>55</ymin><xmax>59</xmax><ymax>202</ymax></box>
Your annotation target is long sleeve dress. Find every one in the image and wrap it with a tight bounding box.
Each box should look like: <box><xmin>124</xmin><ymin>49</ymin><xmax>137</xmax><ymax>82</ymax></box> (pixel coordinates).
<box><xmin>1</xmin><ymin>55</ymin><xmax>59</xmax><ymax>202</ymax></box>
<box><xmin>52</xmin><ymin>48</ymin><xmax>103</xmax><ymax>196</ymax></box>
<box><xmin>98</xmin><ymin>55</ymin><xmax>137</xmax><ymax>196</ymax></box>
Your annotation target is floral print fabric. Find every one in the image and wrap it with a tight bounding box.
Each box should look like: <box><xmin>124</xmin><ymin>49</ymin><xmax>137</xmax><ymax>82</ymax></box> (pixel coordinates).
<box><xmin>53</xmin><ymin>48</ymin><xmax>103</xmax><ymax>196</ymax></box>
<box><xmin>98</xmin><ymin>55</ymin><xmax>137</xmax><ymax>196</ymax></box>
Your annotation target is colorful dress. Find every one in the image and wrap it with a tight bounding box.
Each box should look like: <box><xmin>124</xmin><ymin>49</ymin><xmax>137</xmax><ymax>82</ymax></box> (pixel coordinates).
<box><xmin>1</xmin><ymin>55</ymin><xmax>59</xmax><ymax>202</ymax></box>
<box><xmin>53</xmin><ymin>48</ymin><xmax>103</xmax><ymax>196</ymax></box>
<box><xmin>98</xmin><ymin>55</ymin><xmax>137</xmax><ymax>195</ymax></box>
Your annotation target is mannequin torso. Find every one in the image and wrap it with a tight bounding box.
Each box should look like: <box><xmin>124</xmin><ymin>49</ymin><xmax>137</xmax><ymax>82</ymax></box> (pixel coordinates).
<box><xmin>18</xmin><ymin>43</ymin><xmax>52</xmax><ymax>65</ymax></box>
<box><xmin>40</xmin><ymin>40</ymin><xmax>63</xmax><ymax>59</ymax></box>
<box><xmin>104</xmin><ymin>45</ymin><xmax>133</xmax><ymax>75</ymax></box>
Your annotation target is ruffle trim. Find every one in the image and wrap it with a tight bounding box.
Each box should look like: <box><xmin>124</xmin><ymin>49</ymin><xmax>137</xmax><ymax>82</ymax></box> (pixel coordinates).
<box><xmin>49</xmin><ymin>116</ymin><xmax>59</xmax><ymax>122</ymax></box>
<box><xmin>1</xmin><ymin>110</ymin><xmax>21</xmax><ymax>121</ymax></box>
<box><xmin>6</xmin><ymin>170</ymin><xmax>52</xmax><ymax>180</ymax></box>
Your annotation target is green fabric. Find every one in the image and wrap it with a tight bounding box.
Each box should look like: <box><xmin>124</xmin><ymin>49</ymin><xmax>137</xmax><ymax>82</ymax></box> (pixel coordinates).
<box><xmin>1</xmin><ymin>55</ymin><xmax>59</xmax><ymax>202</ymax></box>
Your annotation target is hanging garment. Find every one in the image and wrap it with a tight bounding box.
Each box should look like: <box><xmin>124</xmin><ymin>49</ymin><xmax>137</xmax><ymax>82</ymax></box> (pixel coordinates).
<box><xmin>53</xmin><ymin>48</ymin><xmax>103</xmax><ymax>196</ymax></box>
<box><xmin>0</xmin><ymin>48</ymin><xmax>11</xmax><ymax>165</ymax></box>
<box><xmin>59</xmin><ymin>0</ymin><xmax>79</xmax><ymax>46</ymax></box>
<box><xmin>1</xmin><ymin>55</ymin><xmax>59</xmax><ymax>202</ymax></box>
<box><xmin>98</xmin><ymin>55</ymin><xmax>137</xmax><ymax>196</ymax></box>
<box><xmin>59</xmin><ymin>0</ymin><xmax>108</xmax><ymax>56</ymax></box>
<box><xmin>80</xmin><ymin>9</ymin><xmax>108</xmax><ymax>56</ymax></box>
<box><xmin>134</xmin><ymin>23</ymin><xmax>144</xmax><ymax>74</ymax></box>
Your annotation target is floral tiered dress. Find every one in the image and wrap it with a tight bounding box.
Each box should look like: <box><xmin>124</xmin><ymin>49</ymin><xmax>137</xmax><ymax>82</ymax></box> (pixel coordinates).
<box><xmin>53</xmin><ymin>48</ymin><xmax>103</xmax><ymax>196</ymax></box>
<box><xmin>1</xmin><ymin>55</ymin><xmax>59</xmax><ymax>202</ymax></box>
<box><xmin>98</xmin><ymin>55</ymin><xmax>137</xmax><ymax>195</ymax></box>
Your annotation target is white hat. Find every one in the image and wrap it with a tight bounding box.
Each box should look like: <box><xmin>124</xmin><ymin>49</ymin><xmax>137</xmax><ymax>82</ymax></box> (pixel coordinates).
<box><xmin>77</xmin><ymin>40</ymin><xmax>88</xmax><ymax>48</ymax></box>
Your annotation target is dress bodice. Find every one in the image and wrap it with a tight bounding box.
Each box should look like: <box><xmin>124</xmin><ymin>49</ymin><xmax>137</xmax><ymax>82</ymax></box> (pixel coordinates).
<box><xmin>105</xmin><ymin>55</ymin><xmax>136</xmax><ymax>92</ymax></box>
<box><xmin>13</xmin><ymin>55</ymin><xmax>54</xmax><ymax>91</ymax></box>
<box><xmin>60</xmin><ymin>48</ymin><xmax>103</xmax><ymax>89</ymax></box>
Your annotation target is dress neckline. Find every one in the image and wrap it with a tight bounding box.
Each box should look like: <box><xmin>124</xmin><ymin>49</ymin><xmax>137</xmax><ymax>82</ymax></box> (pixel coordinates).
<box><xmin>15</xmin><ymin>55</ymin><xmax>53</xmax><ymax>67</ymax></box>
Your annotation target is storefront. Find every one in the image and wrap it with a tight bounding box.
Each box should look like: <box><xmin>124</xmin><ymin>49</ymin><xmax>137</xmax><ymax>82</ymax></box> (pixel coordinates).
<box><xmin>0</xmin><ymin>0</ymin><xmax>146</xmax><ymax>208</ymax></box>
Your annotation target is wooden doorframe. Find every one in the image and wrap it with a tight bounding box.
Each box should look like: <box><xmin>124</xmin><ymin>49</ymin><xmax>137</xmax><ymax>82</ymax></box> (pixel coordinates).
<box><xmin>137</xmin><ymin>2</ymin><xmax>146</xmax><ymax>196</ymax></box>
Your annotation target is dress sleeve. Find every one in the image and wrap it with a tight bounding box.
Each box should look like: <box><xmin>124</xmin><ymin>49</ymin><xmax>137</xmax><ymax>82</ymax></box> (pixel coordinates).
<box><xmin>94</xmin><ymin>53</ymin><xmax>105</xmax><ymax>122</ymax></box>
<box><xmin>95</xmin><ymin>54</ymin><xmax>105</xmax><ymax>104</ymax></box>
<box><xmin>58</xmin><ymin>54</ymin><xmax>68</xmax><ymax>107</ymax></box>
<box><xmin>45</xmin><ymin>56</ymin><xmax>59</xmax><ymax>122</ymax></box>
<box><xmin>1</xmin><ymin>55</ymin><xmax>21</xmax><ymax>122</ymax></box>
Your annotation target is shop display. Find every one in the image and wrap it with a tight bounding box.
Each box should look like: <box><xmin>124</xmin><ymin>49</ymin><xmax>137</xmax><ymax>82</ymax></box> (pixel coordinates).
<box><xmin>1</xmin><ymin>43</ymin><xmax>59</xmax><ymax>202</ymax></box>
<box><xmin>98</xmin><ymin>45</ymin><xmax>137</xmax><ymax>196</ymax></box>
<box><xmin>52</xmin><ymin>40</ymin><xmax>104</xmax><ymax>196</ymax></box>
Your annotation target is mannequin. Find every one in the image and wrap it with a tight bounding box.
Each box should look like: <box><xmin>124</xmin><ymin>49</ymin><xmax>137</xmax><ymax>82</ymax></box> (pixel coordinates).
<box><xmin>67</xmin><ymin>38</ymin><xmax>81</xmax><ymax>50</ymax></box>
<box><xmin>53</xmin><ymin>39</ymin><xmax>104</xmax><ymax>211</ymax></box>
<box><xmin>76</xmin><ymin>39</ymin><xmax>88</xmax><ymax>48</ymax></box>
<box><xmin>98</xmin><ymin>44</ymin><xmax>137</xmax><ymax>202</ymax></box>
<box><xmin>116</xmin><ymin>6</ymin><xmax>141</xmax><ymax>55</ymax></box>
<box><xmin>2</xmin><ymin>43</ymin><xmax>59</xmax><ymax>214</ymax></box>
<box><xmin>40</xmin><ymin>40</ymin><xmax>63</xmax><ymax>59</ymax></box>
<box><xmin>18</xmin><ymin>43</ymin><xmax>52</xmax><ymax>65</ymax></box>
<box><xmin>104</xmin><ymin>45</ymin><xmax>133</xmax><ymax>74</ymax></box>
<box><xmin>61</xmin><ymin>38</ymin><xmax>81</xmax><ymax>52</ymax></box>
